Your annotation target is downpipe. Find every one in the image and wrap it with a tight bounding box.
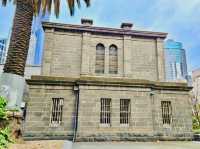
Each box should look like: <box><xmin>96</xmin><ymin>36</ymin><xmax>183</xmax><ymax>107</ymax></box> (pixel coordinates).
<box><xmin>73</xmin><ymin>85</ymin><xmax>80</xmax><ymax>142</ymax></box>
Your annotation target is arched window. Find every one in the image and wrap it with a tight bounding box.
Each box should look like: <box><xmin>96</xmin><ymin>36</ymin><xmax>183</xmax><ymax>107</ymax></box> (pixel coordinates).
<box><xmin>95</xmin><ymin>43</ymin><xmax>105</xmax><ymax>73</ymax></box>
<box><xmin>109</xmin><ymin>45</ymin><xmax>118</xmax><ymax>74</ymax></box>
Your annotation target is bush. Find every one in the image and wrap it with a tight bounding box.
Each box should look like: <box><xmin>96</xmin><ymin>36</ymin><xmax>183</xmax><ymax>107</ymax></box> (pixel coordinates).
<box><xmin>0</xmin><ymin>96</ymin><xmax>13</xmax><ymax>149</ymax></box>
<box><xmin>0</xmin><ymin>127</ymin><xmax>13</xmax><ymax>149</ymax></box>
<box><xmin>0</xmin><ymin>96</ymin><xmax>7</xmax><ymax>121</ymax></box>
<box><xmin>192</xmin><ymin>116</ymin><xmax>200</xmax><ymax>129</ymax></box>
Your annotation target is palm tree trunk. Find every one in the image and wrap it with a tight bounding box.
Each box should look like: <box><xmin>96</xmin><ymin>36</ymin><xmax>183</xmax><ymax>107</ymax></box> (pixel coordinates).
<box><xmin>3</xmin><ymin>0</ymin><xmax>33</xmax><ymax>76</ymax></box>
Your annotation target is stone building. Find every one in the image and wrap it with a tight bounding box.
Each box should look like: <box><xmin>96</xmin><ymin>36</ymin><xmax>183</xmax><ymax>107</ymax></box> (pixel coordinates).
<box><xmin>24</xmin><ymin>19</ymin><xmax>193</xmax><ymax>141</ymax></box>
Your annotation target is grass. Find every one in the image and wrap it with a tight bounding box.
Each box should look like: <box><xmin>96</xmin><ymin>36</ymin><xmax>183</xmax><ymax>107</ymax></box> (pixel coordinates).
<box><xmin>193</xmin><ymin>128</ymin><xmax>200</xmax><ymax>134</ymax></box>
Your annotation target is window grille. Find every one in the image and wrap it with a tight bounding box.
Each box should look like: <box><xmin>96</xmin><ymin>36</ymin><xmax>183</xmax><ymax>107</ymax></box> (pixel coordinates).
<box><xmin>161</xmin><ymin>101</ymin><xmax>172</xmax><ymax>125</ymax></box>
<box><xmin>120</xmin><ymin>99</ymin><xmax>130</xmax><ymax>125</ymax></box>
<box><xmin>50</xmin><ymin>98</ymin><xmax>64</xmax><ymax>127</ymax></box>
<box><xmin>109</xmin><ymin>45</ymin><xmax>118</xmax><ymax>74</ymax></box>
<box><xmin>95</xmin><ymin>44</ymin><xmax>105</xmax><ymax>73</ymax></box>
<box><xmin>100</xmin><ymin>98</ymin><xmax>111</xmax><ymax>125</ymax></box>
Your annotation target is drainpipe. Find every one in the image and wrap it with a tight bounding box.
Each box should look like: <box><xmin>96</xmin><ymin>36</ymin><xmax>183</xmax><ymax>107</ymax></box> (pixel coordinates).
<box><xmin>73</xmin><ymin>85</ymin><xmax>80</xmax><ymax>142</ymax></box>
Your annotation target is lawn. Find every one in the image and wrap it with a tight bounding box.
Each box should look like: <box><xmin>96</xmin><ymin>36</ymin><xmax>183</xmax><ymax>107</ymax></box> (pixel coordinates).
<box><xmin>193</xmin><ymin>128</ymin><xmax>200</xmax><ymax>134</ymax></box>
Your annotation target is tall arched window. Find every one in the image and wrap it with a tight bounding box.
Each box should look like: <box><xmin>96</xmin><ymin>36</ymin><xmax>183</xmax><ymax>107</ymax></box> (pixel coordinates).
<box><xmin>109</xmin><ymin>45</ymin><xmax>118</xmax><ymax>74</ymax></box>
<box><xmin>95</xmin><ymin>43</ymin><xmax>105</xmax><ymax>73</ymax></box>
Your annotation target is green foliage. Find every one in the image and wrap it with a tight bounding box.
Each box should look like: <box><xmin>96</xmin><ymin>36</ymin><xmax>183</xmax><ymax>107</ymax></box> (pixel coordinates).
<box><xmin>0</xmin><ymin>96</ymin><xmax>7</xmax><ymax>120</ymax></box>
<box><xmin>193</xmin><ymin>116</ymin><xmax>200</xmax><ymax>130</ymax></box>
<box><xmin>0</xmin><ymin>96</ymin><xmax>13</xmax><ymax>149</ymax></box>
<box><xmin>0</xmin><ymin>127</ymin><xmax>13</xmax><ymax>149</ymax></box>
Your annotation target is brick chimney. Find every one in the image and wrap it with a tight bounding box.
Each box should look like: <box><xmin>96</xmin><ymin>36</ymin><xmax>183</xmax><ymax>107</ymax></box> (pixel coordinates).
<box><xmin>121</xmin><ymin>22</ymin><xmax>133</xmax><ymax>30</ymax></box>
<box><xmin>81</xmin><ymin>18</ymin><xmax>93</xmax><ymax>26</ymax></box>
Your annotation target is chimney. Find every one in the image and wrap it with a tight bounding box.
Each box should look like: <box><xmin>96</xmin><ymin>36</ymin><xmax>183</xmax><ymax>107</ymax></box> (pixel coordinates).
<box><xmin>81</xmin><ymin>18</ymin><xmax>93</xmax><ymax>26</ymax></box>
<box><xmin>121</xmin><ymin>22</ymin><xmax>133</xmax><ymax>30</ymax></box>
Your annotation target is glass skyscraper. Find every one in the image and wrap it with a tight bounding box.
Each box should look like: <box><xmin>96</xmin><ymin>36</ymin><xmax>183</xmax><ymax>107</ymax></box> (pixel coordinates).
<box><xmin>0</xmin><ymin>38</ymin><xmax>7</xmax><ymax>64</ymax></box>
<box><xmin>27</xmin><ymin>11</ymin><xmax>49</xmax><ymax>65</ymax></box>
<box><xmin>165</xmin><ymin>39</ymin><xmax>188</xmax><ymax>81</ymax></box>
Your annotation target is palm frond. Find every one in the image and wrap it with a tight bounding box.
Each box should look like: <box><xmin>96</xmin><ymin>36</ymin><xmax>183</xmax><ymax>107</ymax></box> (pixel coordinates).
<box><xmin>37</xmin><ymin>0</ymin><xmax>42</xmax><ymax>14</ymax></box>
<box><xmin>2</xmin><ymin>0</ymin><xmax>90</xmax><ymax>18</ymax></box>
<box><xmin>76</xmin><ymin>0</ymin><xmax>80</xmax><ymax>8</ymax></box>
<box><xmin>1</xmin><ymin>0</ymin><xmax>7</xmax><ymax>6</ymax></box>
<box><xmin>47</xmin><ymin>0</ymin><xmax>52</xmax><ymax>13</ymax></box>
<box><xmin>67</xmin><ymin>0</ymin><xmax>75</xmax><ymax>16</ymax></box>
<box><xmin>1</xmin><ymin>0</ymin><xmax>13</xmax><ymax>6</ymax></box>
<box><xmin>41</xmin><ymin>0</ymin><xmax>47</xmax><ymax>15</ymax></box>
<box><xmin>84</xmin><ymin>0</ymin><xmax>90</xmax><ymax>7</ymax></box>
<box><xmin>54</xmin><ymin>0</ymin><xmax>60</xmax><ymax>18</ymax></box>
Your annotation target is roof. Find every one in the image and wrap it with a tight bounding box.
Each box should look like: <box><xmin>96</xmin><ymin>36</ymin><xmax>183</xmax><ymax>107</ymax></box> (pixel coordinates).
<box><xmin>42</xmin><ymin>22</ymin><xmax>168</xmax><ymax>39</ymax></box>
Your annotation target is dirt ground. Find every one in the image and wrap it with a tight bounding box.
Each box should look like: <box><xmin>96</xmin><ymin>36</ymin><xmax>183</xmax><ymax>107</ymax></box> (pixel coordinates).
<box><xmin>9</xmin><ymin>140</ymin><xmax>64</xmax><ymax>149</ymax></box>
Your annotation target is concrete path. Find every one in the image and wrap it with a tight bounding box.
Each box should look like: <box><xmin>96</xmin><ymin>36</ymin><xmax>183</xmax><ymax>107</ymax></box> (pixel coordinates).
<box><xmin>10</xmin><ymin>141</ymin><xmax>200</xmax><ymax>149</ymax></box>
<box><xmin>73</xmin><ymin>142</ymin><xmax>200</xmax><ymax>149</ymax></box>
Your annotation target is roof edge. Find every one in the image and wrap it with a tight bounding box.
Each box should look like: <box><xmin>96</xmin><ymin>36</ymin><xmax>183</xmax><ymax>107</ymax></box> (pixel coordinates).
<box><xmin>42</xmin><ymin>22</ymin><xmax>168</xmax><ymax>39</ymax></box>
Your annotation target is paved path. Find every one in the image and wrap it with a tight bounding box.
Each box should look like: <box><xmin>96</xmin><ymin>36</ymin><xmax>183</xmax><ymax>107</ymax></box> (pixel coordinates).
<box><xmin>73</xmin><ymin>142</ymin><xmax>200</xmax><ymax>149</ymax></box>
<box><xmin>10</xmin><ymin>141</ymin><xmax>200</xmax><ymax>149</ymax></box>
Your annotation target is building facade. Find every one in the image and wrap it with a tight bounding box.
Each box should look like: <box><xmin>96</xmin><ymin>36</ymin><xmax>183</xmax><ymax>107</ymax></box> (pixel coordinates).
<box><xmin>24</xmin><ymin>20</ymin><xmax>193</xmax><ymax>141</ymax></box>
<box><xmin>0</xmin><ymin>38</ymin><xmax>7</xmax><ymax>64</ymax></box>
<box><xmin>165</xmin><ymin>39</ymin><xmax>188</xmax><ymax>81</ymax></box>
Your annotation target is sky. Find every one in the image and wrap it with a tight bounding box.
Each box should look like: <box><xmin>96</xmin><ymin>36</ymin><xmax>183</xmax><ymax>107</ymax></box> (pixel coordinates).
<box><xmin>0</xmin><ymin>0</ymin><xmax>200</xmax><ymax>73</ymax></box>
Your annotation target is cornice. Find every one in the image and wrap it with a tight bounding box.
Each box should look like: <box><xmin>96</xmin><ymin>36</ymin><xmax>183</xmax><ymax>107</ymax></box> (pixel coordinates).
<box><xmin>26</xmin><ymin>76</ymin><xmax>192</xmax><ymax>91</ymax></box>
<box><xmin>42</xmin><ymin>22</ymin><xmax>167</xmax><ymax>39</ymax></box>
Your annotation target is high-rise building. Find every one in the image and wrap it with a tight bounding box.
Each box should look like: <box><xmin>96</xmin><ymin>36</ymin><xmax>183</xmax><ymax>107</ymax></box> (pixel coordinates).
<box><xmin>165</xmin><ymin>39</ymin><xmax>188</xmax><ymax>81</ymax></box>
<box><xmin>27</xmin><ymin>11</ymin><xmax>49</xmax><ymax>65</ymax></box>
<box><xmin>0</xmin><ymin>38</ymin><xmax>7</xmax><ymax>64</ymax></box>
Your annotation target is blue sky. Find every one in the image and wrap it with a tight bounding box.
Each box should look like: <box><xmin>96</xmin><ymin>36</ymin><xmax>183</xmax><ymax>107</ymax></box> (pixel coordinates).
<box><xmin>0</xmin><ymin>0</ymin><xmax>200</xmax><ymax>73</ymax></box>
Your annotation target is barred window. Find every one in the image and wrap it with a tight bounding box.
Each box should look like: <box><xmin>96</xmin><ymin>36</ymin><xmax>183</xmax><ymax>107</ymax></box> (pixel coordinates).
<box><xmin>161</xmin><ymin>101</ymin><xmax>172</xmax><ymax>125</ymax></box>
<box><xmin>120</xmin><ymin>99</ymin><xmax>130</xmax><ymax>125</ymax></box>
<box><xmin>100</xmin><ymin>98</ymin><xmax>111</xmax><ymax>125</ymax></box>
<box><xmin>50</xmin><ymin>98</ymin><xmax>64</xmax><ymax>127</ymax></box>
<box><xmin>95</xmin><ymin>44</ymin><xmax>105</xmax><ymax>74</ymax></box>
<box><xmin>109</xmin><ymin>45</ymin><xmax>118</xmax><ymax>74</ymax></box>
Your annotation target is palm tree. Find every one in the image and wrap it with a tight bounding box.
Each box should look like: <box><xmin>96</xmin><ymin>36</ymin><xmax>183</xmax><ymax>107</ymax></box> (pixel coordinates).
<box><xmin>1</xmin><ymin>0</ymin><xmax>90</xmax><ymax>76</ymax></box>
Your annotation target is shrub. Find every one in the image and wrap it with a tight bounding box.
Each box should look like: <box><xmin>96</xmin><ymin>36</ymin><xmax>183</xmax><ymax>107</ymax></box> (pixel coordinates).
<box><xmin>0</xmin><ymin>96</ymin><xmax>7</xmax><ymax>121</ymax></box>
<box><xmin>0</xmin><ymin>127</ymin><xmax>13</xmax><ymax>149</ymax></box>
<box><xmin>0</xmin><ymin>96</ymin><xmax>13</xmax><ymax>149</ymax></box>
<box><xmin>193</xmin><ymin>116</ymin><xmax>200</xmax><ymax>130</ymax></box>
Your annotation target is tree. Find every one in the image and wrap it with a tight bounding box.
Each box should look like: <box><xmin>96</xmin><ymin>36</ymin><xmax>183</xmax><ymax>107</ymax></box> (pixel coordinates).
<box><xmin>1</xmin><ymin>0</ymin><xmax>90</xmax><ymax>76</ymax></box>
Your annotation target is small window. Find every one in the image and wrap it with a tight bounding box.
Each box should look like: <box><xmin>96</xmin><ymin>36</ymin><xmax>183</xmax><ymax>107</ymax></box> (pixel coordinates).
<box><xmin>120</xmin><ymin>99</ymin><xmax>130</xmax><ymax>125</ymax></box>
<box><xmin>109</xmin><ymin>45</ymin><xmax>118</xmax><ymax>74</ymax></box>
<box><xmin>161</xmin><ymin>101</ymin><xmax>172</xmax><ymax>125</ymax></box>
<box><xmin>95</xmin><ymin>44</ymin><xmax>105</xmax><ymax>74</ymax></box>
<box><xmin>50</xmin><ymin>98</ymin><xmax>64</xmax><ymax>127</ymax></box>
<box><xmin>100</xmin><ymin>98</ymin><xmax>111</xmax><ymax>125</ymax></box>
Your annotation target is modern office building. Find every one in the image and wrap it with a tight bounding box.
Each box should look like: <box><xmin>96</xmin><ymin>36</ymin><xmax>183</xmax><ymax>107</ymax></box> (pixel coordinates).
<box><xmin>24</xmin><ymin>20</ymin><xmax>192</xmax><ymax>141</ymax></box>
<box><xmin>0</xmin><ymin>38</ymin><xmax>7</xmax><ymax>64</ymax></box>
<box><xmin>27</xmin><ymin>11</ymin><xmax>49</xmax><ymax>65</ymax></box>
<box><xmin>165</xmin><ymin>39</ymin><xmax>188</xmax><ymax>81</ymax></box>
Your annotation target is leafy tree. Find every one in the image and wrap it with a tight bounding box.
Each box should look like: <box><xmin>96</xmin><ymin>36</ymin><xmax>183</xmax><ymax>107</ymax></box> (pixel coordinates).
<box><xmin>1</xmin><ymin>0</ymin><xmax>90</xmax><ymax>76</ymax></box>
